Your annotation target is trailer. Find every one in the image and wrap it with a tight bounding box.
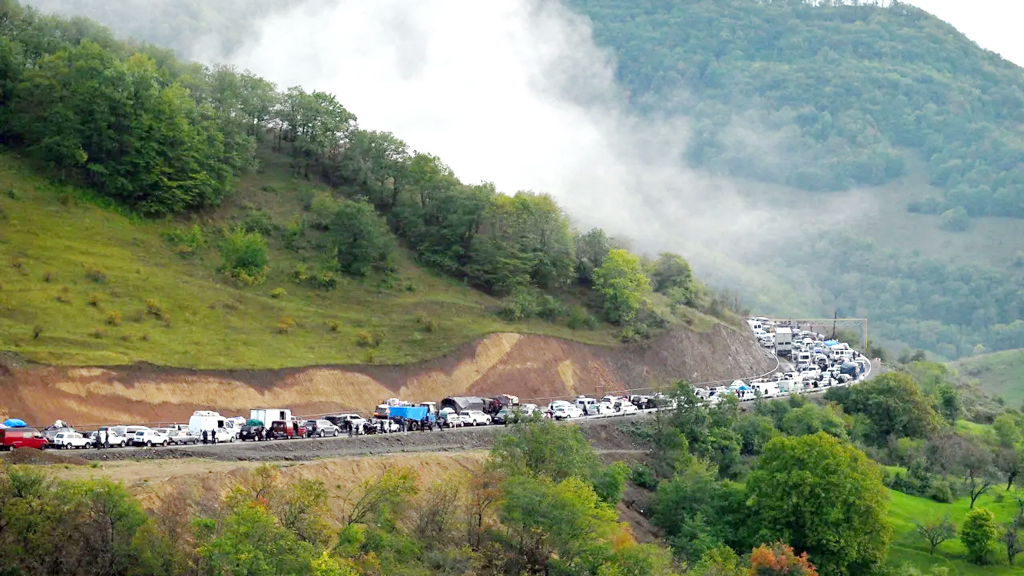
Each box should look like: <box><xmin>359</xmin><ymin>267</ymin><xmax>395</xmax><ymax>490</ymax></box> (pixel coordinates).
<box><xmin>250</xmin><ymin>409</ymin><xmax>292</xmax><ymax>426</ymax></box>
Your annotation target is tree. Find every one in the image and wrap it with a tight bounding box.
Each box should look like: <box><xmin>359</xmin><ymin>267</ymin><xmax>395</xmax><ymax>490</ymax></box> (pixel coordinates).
<box><xmin>341</xmin><ymin>466</ymin><xmax>418</xmax><ymax>530</ymax></box>
<box><xmin>734</xmin><ymin>415</ymin><xmax>779</xmax><ymax>456</ymax></box>
<box><xmin>650</xmin><ymin>252</ymin><xmax>693</xmax><ymax>296</ymax></box>
<box><xmin>592</xmin><ymin>249</ymin><xmax>651</xmax><ymax>325</ymax></box>
<box><xmin>749</xmin><ymin>542</ymin><xmax>819</xmax><ymax>576</ymax></box>
<box><xmin>960</xmin><ymin>508</ymin><xmax>997</xmax><ymax>565</ymax></box>
<box><xmin>746</xmin><ymin>433</ymin><xmax>892</xmax><ymax>575</ymax></box>
<box><xmin>915</xmin><ymin>515</ymin><xmax>955</xmax><ymax>555</ymax></box>
<box><xmin>938</xmin><ymin>385</ymin><xmax>962</xmax><ymax>424</ymax></box>
<box><xmin>993</xmin><ymin>412</ymin><xmax>1022</xmax><ymax>447</ymax></box>
<box><xmin>780</xmin><ymin>403</ymin><xmax>847</xmax><ymax>440</ymax></box>
<box><xmin>574</xmin><ymin>228</ymin><xmax>612</xmax><ymax>285</ymax></box>
<box><xmin>827</xmin><ymin>372</ymin><xmax>941</xmax><ymax>445</ymax></box>
<box><xmin>996</xmin><ymin>445</ymin><xmax>1024</xmax><ymax>491</ymax></box>
<box><xmin>328</xmin><ymin>199</ymin><xmax>397</xmax><ymax>277</ymax></box>
<box><xmin>1004</xmin><ymin>514</ymin><xmax>1024</xmax><ymax>566</ymax></box>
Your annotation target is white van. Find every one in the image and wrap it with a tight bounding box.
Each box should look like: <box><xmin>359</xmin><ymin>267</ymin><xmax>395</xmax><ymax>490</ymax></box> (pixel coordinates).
<box><xmin>752</xmin><ymin>381</ymin><xmax>780</xmax><ymax>398</ymax></box>
<box><xmin>796</xmin><ymin>351</ymin><xmax>812</xmax><ymax>366</ymax></box>
<box><xmin>250</xmin><ymin>409</ymin><xmax>291</xmax><ymax>426</ymax></box>
<box><xmin>574</xmin><ymin>396</ymin><xmax>599</xmax><ymax>416</ymax></box>
<box><xmin>188</xmin><ymin>410</ymin><xmax>229</xmax><ymax>439</ymax></box>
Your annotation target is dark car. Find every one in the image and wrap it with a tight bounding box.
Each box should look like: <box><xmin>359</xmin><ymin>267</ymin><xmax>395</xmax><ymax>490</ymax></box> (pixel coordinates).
<box><xmin>239</xmin><ymin>424</ymin><xmax>266</xmax><ymax>441</ymax></box>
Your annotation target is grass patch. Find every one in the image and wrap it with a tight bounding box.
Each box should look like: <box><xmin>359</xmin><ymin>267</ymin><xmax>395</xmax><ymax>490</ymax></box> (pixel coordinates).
<box><xmin>0</xmin><ymin>150</ymin><xmax>622</xmax><ymax>368</ymax></box>
<box><xmin>955</xmin><ymin>349</ymin><xmax>1024</xmax><ymax>408</ymax></box>
<box><xmin>886</xmin><ymin>486</ymin><xmax>1024</xmax><ymax>573</ymax></box>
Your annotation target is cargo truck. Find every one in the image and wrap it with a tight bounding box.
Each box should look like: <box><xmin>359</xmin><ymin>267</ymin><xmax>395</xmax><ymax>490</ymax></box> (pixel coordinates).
<box><xmin>775</xmin><ymin>327</ymin><xmax>793</xmax><ymax>357</ymax></box>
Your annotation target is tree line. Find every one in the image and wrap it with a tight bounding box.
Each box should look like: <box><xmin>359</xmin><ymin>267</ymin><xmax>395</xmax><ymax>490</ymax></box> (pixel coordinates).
<box><xmin>0</xmin><ymin>0</ymin><xmax>698</xmax><ymax>333</ymax></box>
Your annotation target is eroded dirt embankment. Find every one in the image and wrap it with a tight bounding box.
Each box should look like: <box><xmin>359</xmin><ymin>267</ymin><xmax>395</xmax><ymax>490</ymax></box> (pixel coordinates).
<box><xmin>0</xmin><ymin>324</ymin><xmax>773</xmax><ymax>426</ymax></box>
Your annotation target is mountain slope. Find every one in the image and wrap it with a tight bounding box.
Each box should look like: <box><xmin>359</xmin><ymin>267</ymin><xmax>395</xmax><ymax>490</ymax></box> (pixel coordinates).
<box><xmin>0</xmin><ymin>149</ymin><xmax>624</xmax><ymax>368</ymax></box>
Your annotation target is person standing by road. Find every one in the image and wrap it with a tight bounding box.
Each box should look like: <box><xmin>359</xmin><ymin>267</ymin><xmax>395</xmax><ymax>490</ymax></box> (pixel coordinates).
<box><xmin>202</xmin><ymin>430</ymin><xmax>208</xmax><ymax>445</ymax></box>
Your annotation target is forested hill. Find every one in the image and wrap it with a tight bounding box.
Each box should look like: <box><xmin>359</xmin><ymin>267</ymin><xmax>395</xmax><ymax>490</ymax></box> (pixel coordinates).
<box><xmin>567</xmin><ymin>0</ymin><xmax>1024</xmax><ymax>222</ymax></box>
<box><xmin>0</xmin><ymin>0</ymin><xmax>721</xmax><ymax>367</ymax></box>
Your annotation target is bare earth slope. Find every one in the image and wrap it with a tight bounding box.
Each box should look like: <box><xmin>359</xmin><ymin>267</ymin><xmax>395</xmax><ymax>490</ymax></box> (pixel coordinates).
<box><xmin>0</xmin><ymin>324</ymin><xmax>773</xmax><ymax>426</ymax></box>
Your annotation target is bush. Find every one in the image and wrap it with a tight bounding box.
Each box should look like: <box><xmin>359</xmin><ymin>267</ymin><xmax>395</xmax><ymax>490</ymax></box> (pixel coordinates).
<box><xmin>146</xmin><ymin>299</ymin><xmax>164</xmax><ymax>319</ymax></box>
<box><xmin>270</xmin><ymin>287</ymin><xmax>286</xmax><ymax>299</ymax></box>
<box><xmin>631</xmin><ymin>464</ymin><xmax>658</xmax><ymax>490</ymax></box>
<box><xmin>220</xmin><ymin>228</ymin><xmax>269</xmax><ymax>284</ymax></box>
<box><xmin>87</xmin><ymin>293</ymin><xmax>102</xmax><ymax>307</ymax></box>
<box><xmin>89</xmin><ymin>328</ymin><xmax>105</xmax><ymax>339</ymax></box>
<box><xmin>282</xmin><ymin>215</ymin><xmax>306</xmax><ymax>250</ymax></box>
<box><xmin>356</xmin><ymin>331</ymin><xmax>383</xmax><ymax>348</ymax></box>
<box><xmin>241</xmin><ymin>209</ymin><xmax>275</xmax><ymax>235</ymax></box>
<box><xmin>537</xmin><ymin>295</ymin><xmax>566</xmax><ymax>322</ymax></box>
<box><xmin>567</xmin><ymin>305</ymin><xmax>598</xmax><ymax>329</ymax></box>
<box><xmin>308</xmin><ymin>191</ymin><xmax>340</xmax><ymax>229</ymax></box>
<box><xmin>275</xmin><ymin>316</ymin><xmax>296</xmax><ymax>334</ymax></box>
<box><xmin>417</xmin><ymin>315</ymin><xmax>440</xmax><ymax>333</ymax></box>
<box><xmin>106</xmin><ymin>311</ymin><xmax>122</xmax><ymax>326</ymax></box>
<box><xmin>939</xmin><ymin>207</ymin><xmax>969</xmax><ymax>232</ymax></box>
<box><xmin>327</xmin><ymin>320</ymin><xmax>341</xmax><ymax>332</ymax></box>
<box><xmin>164</xmin><ymin>224</ymin><xmax>205</xmax><ymax>257</ymax></box>
<box><xmin>83</xmin><ymin>264</ymin><xmax>106</xmax><ymax>283</ymax></box>
<box><xmin>498</xmin><ymin>289</ymin><xmax>540</xmax><ymax>321</ymax></box>
<box><xmin>927</xmin><ymin>480</ymin><xmax>955</xmax><ymax>504</ymax></box>
<box><xmin>32</xmin><ymin>325</ymin><xmax>43</xmax><ymax>339</ymax></box>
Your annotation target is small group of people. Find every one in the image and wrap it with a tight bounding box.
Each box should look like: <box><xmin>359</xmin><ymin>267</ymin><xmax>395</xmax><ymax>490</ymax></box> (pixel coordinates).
<box><xmin>200</xmin><ymin>429</ymin><xmax>218</xmax><ymax>444</ymax></box>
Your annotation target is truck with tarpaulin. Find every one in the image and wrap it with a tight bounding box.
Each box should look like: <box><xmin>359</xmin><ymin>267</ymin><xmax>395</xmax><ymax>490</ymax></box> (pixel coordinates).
<box><xmin>388</xmin><ymin>405</ymin><xmax>436</xmax><ymax>430</ymax></box>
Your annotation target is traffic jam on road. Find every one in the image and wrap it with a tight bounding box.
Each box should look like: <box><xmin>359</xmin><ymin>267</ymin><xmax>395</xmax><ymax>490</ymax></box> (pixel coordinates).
<box><xmin>0</xmin><ymin>317</ymin><xmax>871</xmax><ymax>452</ymax></box>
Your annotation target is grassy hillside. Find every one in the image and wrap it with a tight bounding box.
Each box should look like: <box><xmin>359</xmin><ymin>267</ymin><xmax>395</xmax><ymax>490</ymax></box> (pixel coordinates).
<box><xmin>0</xmin><ymin>149</ymin><xmax>623</xmax><ymax>368</ymax></box>
<box><xmin>954</xmin><ymin>350</ymin><xmax>1024</xmax><ymax>407</ymax></box>
<box><xmin>888</xmin><ymin>487</ymin><xmax>1023</xmax><ymax>574</ymax></box>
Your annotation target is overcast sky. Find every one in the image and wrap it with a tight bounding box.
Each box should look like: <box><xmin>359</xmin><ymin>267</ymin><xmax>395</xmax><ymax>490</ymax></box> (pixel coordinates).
<box><xmin>906</xmin><ymin>0</ymin><xmax>1024</xmax><ymax>66</ymax></box>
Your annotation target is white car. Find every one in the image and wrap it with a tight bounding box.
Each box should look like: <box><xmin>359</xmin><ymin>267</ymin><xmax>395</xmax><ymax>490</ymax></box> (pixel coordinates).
<box><xmin>462</xmin><ymin>411</ymin><xmax>492</xmax><ymax>426</ymax></box>
<box><xmin>614</xmin><ymin>401</ymin><xmax>639</xmax><ymax>414</ymax></box>
<box><xmin>132</xmin><ymin>429</ymin><xmax>169</xmax><ymax>447</ymax></box>
<box><xmin>552</xmin><ymin>404</ymin><xmax>583</xmax><ymax>420</ymax></box>
<box><xmin>53</xmin><ymin>432</ymin><xmax>92</xmax><ymax>449</ymax></box>
<box><xmin>594</xmin><ymin>402</ymin><xmax>616</xmax><ymax>415</ymax></box>
<box><xmin>440</xmin><ymin>412</ymin><xmax>465</xmax><ymax>428</ymax></box>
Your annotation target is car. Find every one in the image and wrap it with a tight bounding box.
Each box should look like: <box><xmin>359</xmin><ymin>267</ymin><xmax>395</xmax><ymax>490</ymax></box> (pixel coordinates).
<box><xmin>551</xmin><ymin>403</ymin><xmax>583</xmax><ymax>420</ymax></box>
<box><xmin>462</xmin><ymin>411</ymin><xmax>492</xmax><ymax>426</ymax></box>
<box><xmin>614</xmin><ymin>400</ymin><xmax>639</xmax><ymax>414</ymax></box>
<box><xmin>132</xmin><ymin>429</ymin><xmax>169</xmax><ymax>447</ymax></box>
<box><xmin>163</xmin><ymin>429</ymin><xmax>198</xmax><ymax>445</ymax></box>
<box><xmin>95</xmin><ymin>426</ymin><xmax>128</xmax><ymax>447</ymax></box>
<box><xmin>305</xmin><ymin>419</ymin><xmax>340</xmax><ymax>437</ymax></box>
<box><xmin>594</xmin><ymin>401</ymin><xmax>615</xmax><ymax>415</ymax></box>
<box><xmin>53</xmin><ymin>432</ymin><xmax>92</xmax><ymax>449</ymax></box>
<box><xmin>326</xmin><ymin>414</ymin><xmax>367</xmax><ymax>433</ymax></box>
<box><xmin>239</xmin><ymin>423</ymin><xmax>266</xmax><ymax>441</ymax></box>
<box><xmin>440</xmin><ymin>412</ymin><xmax>466</xmax><ymax>428</ymax></box>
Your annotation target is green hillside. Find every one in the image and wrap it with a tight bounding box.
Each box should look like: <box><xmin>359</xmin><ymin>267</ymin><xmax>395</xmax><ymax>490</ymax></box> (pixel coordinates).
<box><xmin>954</xmin><ymin>350</ymin><xmax>1024</xmax><ymax>407</ymax></box>
<box><xmin>0</xmin><ymin>149</ymin><xmax>623</xmax><ymax>368</ymax></box>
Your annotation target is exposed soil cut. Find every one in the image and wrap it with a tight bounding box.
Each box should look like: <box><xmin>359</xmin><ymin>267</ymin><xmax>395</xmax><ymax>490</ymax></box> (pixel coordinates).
<box><xmin>0</xmin><ymin>324</ymin><xmax>774</xmax><ymax>427</ymax></box>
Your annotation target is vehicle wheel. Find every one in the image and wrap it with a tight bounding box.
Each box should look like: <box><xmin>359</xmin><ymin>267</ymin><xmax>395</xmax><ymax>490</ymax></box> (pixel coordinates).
<box><xmin>333</xmin><ymin>430</ymin><xmax>338</xmax><ymax>437</ymax></box>
<box><xmin>146</xmin><ymin>441</ymin><xmax>152</xmax><ymax>447</ymax></box>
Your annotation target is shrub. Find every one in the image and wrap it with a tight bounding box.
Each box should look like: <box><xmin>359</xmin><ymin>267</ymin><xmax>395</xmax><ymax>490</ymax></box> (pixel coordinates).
<box><xmin>6</xmin><ymin>187</ymin><xmax>17</xmax><ymax>199</ymax></box>
<box><xmin>498</xmin><ymin>289</ymin><xmax>540</xmax><ymax>321</ymax></box>
<box><xmin>220</xmin><ymin>228</ymin><xmax>269</xmax><ymax>284</ymax></box>
<box><xmin>418</xmin><ymin>315</ymin><xmax>440</xmax><ymax>333</ymax></box>
<box><xmin>537</xmin><ymin>295</ymin><xmax>566</xmax><ymax>321</ymax></box>
<box><xmin>241</xmin><ymin>209</ymin><xmax>275</xmax><ymax>235</ymax></box>
<box><xmin>87</xmin><ymin>293</ymin><xmax>102</xmax><ymax>307</ymax></box>
<box><xmin>309</xmin><ymin>270</ymin><xmax>338</xmax><ymax>290</ymax></box>
<box><xmin>83</xmin><ymin>265</ymin><xmax>106</xmax><ymax>283</ymax></box>
<box><xmin>282</xmin><ymin>215</ymin><xmax>307</xmax><ymax>250</ymax></box>
<box><xmin>939</xmin><ymin>207</ymin><xmax>969</xmax><ymax>232</ymax></box>
<box><xmin>146</xmin><ymin>299</ymin><xmax>164</xmax><ymax>319</ymax></box>
<box><xmin>276</xmin><ymin>316</ymin><xmax>296</xmax><ymax>334</ymax></box>
<box><xmin>106</xmin><ymin>311</ymin><xmax>122</xmax><ymax>326</ymax></box>
<box><xmin>567</xmin><ymin>305</ymin><xmax>598</xmax><ymax>329</ymax></box>
<box><xmin>327</xmin><ymin>320</ymin><xmax>341</xmax><ymax>332</ymax></box>
<box><xmin>961</xmin><ymin>508</ymin><xmax>997</xmax><ymax>564</ymax></box>
<box><xmin>631</xmin><ymin>464</ymin><xmax>658</xmax><ymax>489</ymax></box>
<box><xmin>308</xmin><ymin>191</ymin><xmax>340</xmax><ymax>229</ymax></box>
<box><xmin>164</xmin><ymin>224</ymin><xmax>205</xmax><ymax>257</ymax></box>
<box><xmin>9</xmin><ymin>256</ymin><xmax>22</xmax><ymax>270</ymax></box>
<box><xmin>55</xmin><ymin>288</ymin><xmax>72</xmax><ymax>304</ymax></box>
<box><xmin>927</xmin><ymin>480</ymin><xmax>955</xmax><ymax>504</ymax></box>
<box><xmin>356</xmin><ymin>331</ymin><xmax>374</xmax><ymax>347</ymax></box>
<box><xmin>42</xmin><ymin>270</ymin><xmax>54</xmax><ymax>283</ymax></box>
<box><xmin>32</xmin><ymin>325</ymin><xmax>43</xmax><ymax>340</ymax></box>
<box><xmin>89</xmin><ymin>328</ymin><xmax>105</xmax><ymax>339</ymax></box>
<box><xmin>270</xmin><ymin>288</ymin><xmax>287</xmax><ymax>299</ymax></box>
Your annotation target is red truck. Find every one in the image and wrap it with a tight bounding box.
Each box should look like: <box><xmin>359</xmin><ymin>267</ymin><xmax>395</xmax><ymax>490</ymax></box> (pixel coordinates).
<box><xmin>0</xmin><ymin>428</ymin><xmax>48</xmax><ymax>451</ymax></box>
<box><xmin>268</xmin><ymin>420</ymin><xmax>307</xmax><ymax>440</ymax></box>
